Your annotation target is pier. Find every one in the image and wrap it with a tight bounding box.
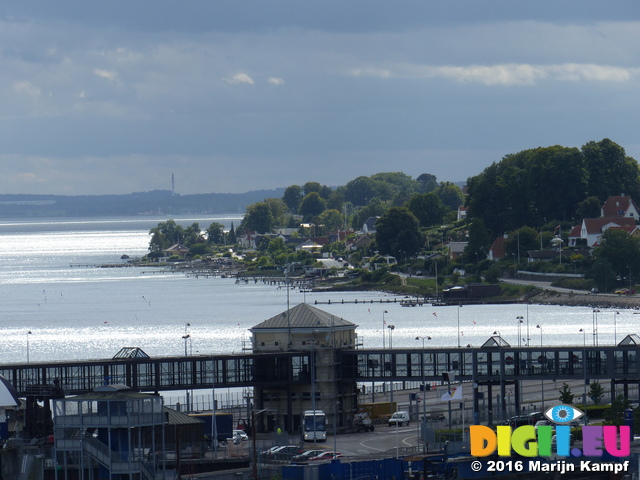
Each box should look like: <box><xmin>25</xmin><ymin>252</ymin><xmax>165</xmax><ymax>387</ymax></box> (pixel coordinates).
<box><xmin>3</xmin><ymin>339</ymin><xmax>639</xmax><ymax>424</ymax></box>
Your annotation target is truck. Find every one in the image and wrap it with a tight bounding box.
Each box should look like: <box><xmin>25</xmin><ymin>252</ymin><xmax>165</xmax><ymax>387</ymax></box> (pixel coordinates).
<box><xmin>302</xmin><ymin>410</ymin><xmax>327</xmax><ymax>442</ymax></box>
<box><xmin>353</xmin><ymin>412</ymin><xmax>374</xmax><ymax>432</ymax></box>
<box><xmin>360</xmin><ymin>401</ymin><xmax>397</xmax><ymax>420</ymax></box>
<box><xmin>188</xmin><ymin>412</ymin><xmax>234</xmax><ymax>442</ymax></box>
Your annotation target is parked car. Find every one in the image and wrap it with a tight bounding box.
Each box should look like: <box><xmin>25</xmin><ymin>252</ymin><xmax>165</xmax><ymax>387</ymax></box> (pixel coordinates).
<box><xmin>292</xmin><ymin>449</ymin><xmax>326</xmax><ymax>462</ymax></box>
<box><xmin>261</xmin><ymin>445</ymin><xmax>303</xmax><ymax>461</ymax></box>
<box><xmin>423</xmin><ymin>413</ymin><xmax>446</xmax><ymax>421</ymax></box>
<box><xmin>310</xmin><ymin>451</ymin><xmax>342</xmax><ymax>461</ymax></box>
<box><xmin>228</xmin><ymin>429</ymin><xmax>248</xmax><ymax>443</ymax></box>
<box><xmin>388</xmin><ymin>411</ymin><xmax>410</xmax><ymax>427</ymax></box>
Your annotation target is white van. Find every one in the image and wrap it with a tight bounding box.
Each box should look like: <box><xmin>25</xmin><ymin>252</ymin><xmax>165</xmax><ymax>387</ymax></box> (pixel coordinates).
<box><xmin>388</xmin><ymin>411</ymin><xmax>410</xmax><ymax>427</ymax></box>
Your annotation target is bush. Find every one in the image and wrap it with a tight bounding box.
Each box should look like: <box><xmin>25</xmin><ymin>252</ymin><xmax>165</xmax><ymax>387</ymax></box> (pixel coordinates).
<box><xmin>552</xmin><ymin>278</ymin><xmax>594</xmax><ymax>291</ymax></box>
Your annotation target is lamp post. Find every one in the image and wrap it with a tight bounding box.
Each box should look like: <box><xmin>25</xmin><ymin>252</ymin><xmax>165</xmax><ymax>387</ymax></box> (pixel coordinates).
<box><xmin>457</xmin><ymin>304</ymin><xmax>461</xmax><ymax>348</ymax></box>
<box><xmin>592</xmin><ymin>309</ymin><xmax>600</xmax><ymax>346</ymax></box>
<box><xmin>387</xmin><ymin>325</ymin><xmax>395</xmax><ymax>405</ymax></box>
<box><xmin>382</xmin><ymin>311</ymin><xmax>388</xmax><ymax>350</ymax></box>
<box><xmin>613</xmin><ymin>311</ymin><xmax>620</xmax><ymax>345</ymax></box>
<box><xmin>183</xmin><ymin>322</ymin><xmax>191</xmax><ymax>356</ymax></box>
<box><xmin>416</xmin><ymin>335</ymin><xmax>432</xmax><ymax>454</ymax></box>
<box><xmin>26</xmin><ymin>331</ymin><xmax>32</xmax><ymax>364</ymax></box>
<box><xmin>182</xmin><ymin>334</ymin><xmax>190</xmax><ymax>356</ymax></box>
<box><xmin>579</xmin><ymin>328</ymin><xmax>587</xmax><ymax>407</ymax></box>
<box><xmin>493</xmin><ymin>331</ymin><xmax>505</xmax><ymax>422</ymax></box>
<box><xmin>251</xmin><ymin>408</ymin><xmax>268</xmax><ymax>480</ymax></box>
<box><xmin>182</xmin><ymin>323</ymin><xmax>192</xmax><ymax>412</ymax></box>
<box><xmin>516</xmin><ymin>316</ymin><xmax>524</xmax><ymax>347</ymax></box>
<box><xmin>536</xmin><ymin>324</ymin><xmax>544</xmax><ymax>410</ymax></box>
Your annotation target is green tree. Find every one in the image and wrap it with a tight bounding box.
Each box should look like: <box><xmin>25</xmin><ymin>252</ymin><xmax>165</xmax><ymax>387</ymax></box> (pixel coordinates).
<box><xmin>182</xmin><ymin>222</ymin><xmax>202</xmax><ymax>246</ymax></box>
<box><xmin>589</xmin><ymin>258</ymin><xmax>616</xmax><ymax>293</ymax></box>
<box><xmin>299</xmin><ymin>192</ymin><xmax>326</xmax><ymax>219</ymax></box>
<box><xmin>435</xmin><ymin>182</ymin><xmax>464</xmax><ymax>211</ymax></box>
<box><xmin>351</xmin><ymin>198</ymin><xmax>387</xmax><ymax>231</ymax></box>
<box><xmin>148</xmin><ymin>219</ymin><xmax>182</xmax><ymax>252</ymax></box>
<box><xmin>583</xmin><ymin>138</ymin><xmax>640</xmax><ymax>202</ymax></box>
<box><xmin>464</xmin><ymin>218</ymin><xmax>490</xmax><ymax>264</ymax></box>
<box><xmin>189</xmin><ymin>242</ymin><xmax>210</xmax><ymax>256</ymax></box>
<box><xmin>576</xmin><ymin>196</ymin><xmax>601</xmax><ymax>220</ymax></box>
<box><xmin>374</xmin><ymin>206</ymin><xmax>422</xmax><ymax>259</ymax></box>
<box><xmin>416</xmin><ymin>173</ymin><xmax>438</xmax><ymax>193</ymax></box>
<box><xmin>595</xmin><ymin>229</ymin><xmax>640</xmax><ymax>281</ymax></box>
<box><xmin>303</xmin><ymin>181</ymin><xmax>322</xmax><ymax>196</ymax></box>
<box><xmin>504</xmin><ymin>227</ymin><xmax>540</xmax><ymax>258</ymax></box>
<box><xmin>406</xmin><ymin>192</ymin><xmax>447</xmax><ymax>227</ymax></box>
<box><xmin>605</xmin><ymin>394</ymin><xmax>631</xmax><ymax>425</ymax></box>
<box><xmin>206</xmin><ymin>222</ymin><xmax>226</xmax><ymax>245</ymax></box>
<box><xmin>344</xmin><ymin>176</ymin><xmax>377</xmax><ymax>206</ymax></box>
<box><xmin>466</xmin><ymin>145</ymin><xmax>587</xmax><ymax>235</ymax></box>
<box><xmin>588</xmin><ymin>381</ymin><xmax>605</xmax><ymax>405</ymax></box>
<box><xmin>558</xmin><ymin>383</ymin><xmax>575</xmax><ymax>404</ymax></box>
<box><xmin>227</xmin><ymin>222</ymin><xmax>237</xmax><ymax>244</ymax></box>
<box><xmin>264</xmin><ymin>198</ymin><xmax>289</xmax><ymax>229</ymax></box>
<box><xmin>317</xmin><ymin>209</ymin><xmax>344</xmax><ymax>232</ymax></box>
<box><xmin>241</xmin><ymin>202</ymin><xmax>274</xmax><ymax>234</ymax></box>
<box><xmin>282</xmin><ymin>185</ymin><xmax>303</xmax><ymax>212</ymax></box>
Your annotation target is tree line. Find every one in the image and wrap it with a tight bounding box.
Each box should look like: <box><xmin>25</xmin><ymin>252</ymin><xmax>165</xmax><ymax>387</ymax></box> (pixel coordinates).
<box><xmin>146</xmin><ymin>138</ymin><xmax>640</xmax><ymax>292</ymax></box>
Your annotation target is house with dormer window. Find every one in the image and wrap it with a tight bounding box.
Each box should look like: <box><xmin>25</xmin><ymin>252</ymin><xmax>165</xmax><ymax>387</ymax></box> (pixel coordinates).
<box><xmin>601</xmin><ymin>194</ymin><xmax>640</xmax><ymax>219</ymax></box>
<box><xmin>580</xmin><ymin>217</ymin><xmax>636</xmax><ymax>247</ymax></box>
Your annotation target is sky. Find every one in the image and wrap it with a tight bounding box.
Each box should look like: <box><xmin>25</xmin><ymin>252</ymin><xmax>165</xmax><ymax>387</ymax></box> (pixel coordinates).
<box><xmin>1</xmin><ymin>1</ymin><xmax>640</xmax><ymax>196</ymax></box>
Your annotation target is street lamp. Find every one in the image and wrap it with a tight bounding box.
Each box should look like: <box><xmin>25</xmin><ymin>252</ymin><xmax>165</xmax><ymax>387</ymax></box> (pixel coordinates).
<box><xmin>579</xmin><ymin>329</ymin><xmax>587</xmax><ymax>407</ymax></box>
<box><xmin>387</xmin><ymin>325</ymin><xmax>395</xmax><ymax>405</ymax></box>
<box><xmin>493</xmin><ymin>331</ymin><xmax>505</xmax><ymax>422</ymax></box>
<box><xmin>536</xmin><ymin>324</ymin><xmax>544</xmax><ymax>410</ymax></box>
<box><xmin>592</xmin><ymin>309</ymin><xmax>600</xmax><ymax>346</ymax></box>
<box><xmin>382</xmin><ymin>311</ymin><xmax>388</xmax><ymax>350</ymax></box>
<box><xmin>415</xmin><ymin>335</ymin><xmax>432</xmax><ymax>453</ymax></box>
<box><xmin>183</xmin><ymin>322</ymin><xmax>191</xmax><ymax>356</ymax></box>
<box><xmin>516</xmin><ymin>316</ymin><xmax>524</xmax><ymax>347</ymax></box>
<box><xmin>613</xmin><ymin>311</ymin><xmax>620</xmax><ymax>345</ymax></box>
<box><xmin>251</xmin><ymin>408</ymin><xmax>268</xmax><ymax>479</ymax></box>
<box><xmin>457</xmin><ymin>304</ymin><xmax>461</xmax><ymax>348</ymax></box>
<box><xmin>182</xmin><ymin>334</ymin><xmax>191</xmax><ymax>357</ymax></box>
<box><xmin>26</xmin><ymin>331</ymin><xmax>32</xmax><ymax>364</ymax></box>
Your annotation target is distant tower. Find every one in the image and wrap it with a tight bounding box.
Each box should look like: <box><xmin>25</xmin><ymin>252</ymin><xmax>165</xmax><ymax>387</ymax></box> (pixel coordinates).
<box><xmin>171</xmin><ymin>173</ymin><xmax>175</xmax><ymax>196</ymax></box>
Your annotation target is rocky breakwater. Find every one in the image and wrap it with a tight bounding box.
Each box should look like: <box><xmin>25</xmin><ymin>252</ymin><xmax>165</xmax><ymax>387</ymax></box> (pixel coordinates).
<box><xmin>533</xmin><ymin>290</ymin><xmax>640</xmax><ymax>310</ymax></box>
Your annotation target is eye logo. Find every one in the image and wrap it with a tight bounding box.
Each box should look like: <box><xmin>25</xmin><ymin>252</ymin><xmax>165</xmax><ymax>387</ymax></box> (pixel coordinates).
<box><xmin>544</xmin><ymin>404</ymin><xmax>584</xmax><ymax>424</ymax></box>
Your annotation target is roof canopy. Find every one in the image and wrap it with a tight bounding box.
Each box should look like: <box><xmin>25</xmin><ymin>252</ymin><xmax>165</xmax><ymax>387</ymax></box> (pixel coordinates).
<box><xmin>251</xmin><ymin>303</ymin><xmax>357</xmax><ymax>332</ymax></box>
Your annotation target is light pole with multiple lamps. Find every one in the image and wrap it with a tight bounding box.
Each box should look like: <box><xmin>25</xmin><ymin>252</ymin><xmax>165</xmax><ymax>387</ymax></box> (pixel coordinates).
<box><xmin>536</xmin><ymin>324</ymin><xmax>544</xmax><ymax>410</ymax></box>
<box><xmin>26</xmin><ymin>331</ymin><xmax>32</xmax><ymax>364</ymax></box>
<box><xmin>182</xmin><ymin>322</ymin><xmax>191</xmax><ymax>356</ymax></box>
<box><xmin>492</xmin><ymin>330</ymin><xmax>505</xmax><ymax>422</ymax></box>
<box><xmin>579</xmin><ymin>328</ymin><xmax>588</xmax><ymax>408</ymax></box>
<box><xmin>387</xmin><ymin>325</ymin><xmax>395</xmax><ymax>405</ymax></box>
<box><xmin>182</xmin><ymin>323</ymin><xmax>192</xmax><ymax>412</ymax></box>
<box><xmin>516</xmin><ymin>316</ymin><xmax>524</xmax><ymax>347</ymax></box>
<box><xmin>415</xmin><ymin>335</ymin><xmax>432</xmax><ymax>453</ymax></box>
<box><xmin>382</xmin><ymin>310</ymin><xmax>388</xmax><ymax>349</ymax></box>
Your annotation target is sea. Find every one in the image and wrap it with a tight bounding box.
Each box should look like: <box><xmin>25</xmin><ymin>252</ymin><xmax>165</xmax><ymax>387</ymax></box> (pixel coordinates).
<box><xmin>0</xmin><ymin>215</ymin><xmax>634</xmax><ymax>368</ymax></box>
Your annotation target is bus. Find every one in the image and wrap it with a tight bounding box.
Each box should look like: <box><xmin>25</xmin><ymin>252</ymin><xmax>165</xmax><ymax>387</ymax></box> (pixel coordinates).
<box><xmin>302</xmin><ymin>410</ymin><xmax>327</xmax><ymax>442</ymax></box>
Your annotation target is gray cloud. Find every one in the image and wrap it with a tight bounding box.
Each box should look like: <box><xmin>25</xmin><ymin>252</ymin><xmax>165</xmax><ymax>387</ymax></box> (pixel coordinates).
<box><xmin>0</xmin><ymin>2</ymin><xmax>639</xmax><ymax>195</ymax></box>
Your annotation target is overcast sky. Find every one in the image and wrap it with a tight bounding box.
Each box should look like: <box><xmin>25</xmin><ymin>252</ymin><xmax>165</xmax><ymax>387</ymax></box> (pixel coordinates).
<box><xmin>1</xmin><ymin>1</ymin><xmax>639</xmax><ymax>195</ymax></box>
